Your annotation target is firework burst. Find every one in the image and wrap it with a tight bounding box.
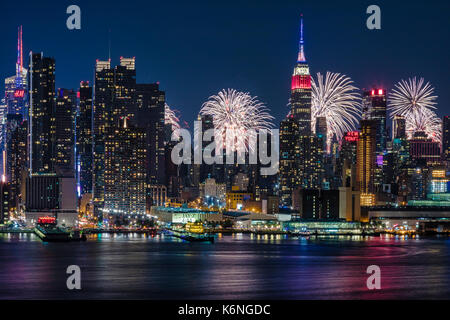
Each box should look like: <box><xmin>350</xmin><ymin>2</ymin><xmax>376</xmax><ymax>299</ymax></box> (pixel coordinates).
<box><xmin>388</xmin><ymin>77</ymin><xmax>440</xmax><ymax>141</ymax></box>
<box><xmin>311</xmin><ymin>72</ymin><xmax>362</xmax><ymax>150</ymax></box>
<box><xmin>165</xmin><ymin>103</ymin><xmax>181</xmax><ymax>139</ymax></box>
<box><xmin>405</xmin><ymin>107</ymin><xmax>442</xmax><ymax>142</ymax></box>
<box><xmin>199</xmin><ymin>89</ymin><xmax>274</xmax><ymax>152</ymax></box>
<box><xmin>389</xmin><ymin>77</ymin><xmax>437</xmax><ymax>115</ymax></box>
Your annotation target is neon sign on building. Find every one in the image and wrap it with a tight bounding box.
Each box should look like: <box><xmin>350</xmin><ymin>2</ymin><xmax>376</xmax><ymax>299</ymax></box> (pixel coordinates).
<box><xmin>344</xmin><ymin>131</ymin><xmax>359</xmax><ymax>142</ymax></box>
<box><xmin>14</xmin><ymin>90</ymin><xmax>25</xmax><ymax>98</ymax></box>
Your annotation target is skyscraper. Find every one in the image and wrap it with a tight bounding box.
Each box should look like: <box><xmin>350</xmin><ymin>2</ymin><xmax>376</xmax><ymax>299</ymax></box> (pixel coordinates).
<box><xmin>363</xmin><ymin>89</ymin><xmax>387</xmax><ymax>152</ymax></box>
<box><xmin>3</xmin><ymin>27</ymin><xmax>28</xmax><ymax>180</ymax></box>
<box><xmin>135</xmin><ymin>83</ymin><xmax>165</xmax><ymax>185</ymax></box>
<box><xmin>290</xmin><ymin>16</ymin><xmax>312</xmax><ymax>135</ymax></box>
<box><xmin>93</xmin><ymin>58</ymin><xmax>148</xmax><ymax>220</ymax></box>
<box><xmin>195</xmin><ymin>114</ymin><xmax>215</xmax><ymax>185</ymax></box>
<box><xmin>6</xmin><ymin>116</ymin><xmax>27</xmax><ymax>211</ymax></box>
<box><xmin>279</xmin><ymin>115</ymin><xmax>299</xmax><ymax>206</ymax></box>
<box><xmin>356</xmin><ymin>120</ymin><xmax>376</xmax><ymax>206</ymax></box>
<box><xmin>28</xmin><ymin>52</ymin><xmax>56</xmax><ymax>174</ymax></box>
<box><xmin>339</xmin><ymin>131</ymin><xmax>359</xmax><ymax>188</ymax></box>
<box><xmin>392</xmin><ymin>115</ymin><xmax>406</xmax><ymax>140</ymax></box>
<box><xmin>113</xmin><ymin>57</ymin><xmax>136</xmax><ymax>123</ymax></box>
<box><xmin>442</xmin><ymin>116</ymin><xmax>450</xmax><ymax>163</ymax></box>
<box><xmin>55</xmin><ymin>89</ymin><xmax>77</xmax><ymax>176</ymax></box>
<box><xmin>93</xmin><ymin>60</ymin><xmax>114</xmax><ymax>218</ymax></box>
<box><xmin>76</xmin><ymin>81</ymin><xmax>93</xmax><ymax>196</ymax></box>
<box><xmin>4</xmin><ymin>26</ymin><xmax>28</xmax><ymax>118</ymax></box>
<box><xmin>292</xmin><ymin>17</ymin><xmax>323</xmax><ymax>190</ymax></box>
<box><xmin>104</xmin><ymin>118</ymin><xmax>146</xmax><ymax>216</ymax></box>
<box><xmin>363</xmin><ymin>88</ymin><xmax>387</xmax><ymax>191</ymax></box>
<box><xmin>279</xmin><ymin>16</ymin><xmax>323</xmax><ymax>206</ymax></box>
<box><xmin>298</xmin><ymin>135</ymin><xmax>323</xmax><ymax>189</ymax></box>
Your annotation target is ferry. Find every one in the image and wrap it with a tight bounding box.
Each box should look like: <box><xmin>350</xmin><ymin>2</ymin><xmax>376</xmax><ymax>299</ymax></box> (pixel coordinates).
<box><xmin>164</xmin><ymin>223</ymin><xmax>214</xmax><ymax>243</ymax></box>
<box><xmin>176</xmin><ymin>233</ymin><xmax>215</xmax><ymax>243</ymax></box>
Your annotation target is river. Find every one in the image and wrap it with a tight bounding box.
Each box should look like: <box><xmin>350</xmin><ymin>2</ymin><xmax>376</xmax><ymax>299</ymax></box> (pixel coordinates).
<box><xmin>0</xmin><ymin>233</ymin><xmax>449</xmax><ymax>299</ymax></box>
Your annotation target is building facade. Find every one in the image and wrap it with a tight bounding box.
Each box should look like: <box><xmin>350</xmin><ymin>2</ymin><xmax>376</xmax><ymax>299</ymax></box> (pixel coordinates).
<box><xmin>29</xmin><ymin>52</ymin><xmax>56</xmax><ymax>174</ymax></box>
<box><xmin>103</xmin><ymin>119</ymin><xmax>147</xmax><ymax>216</ymax></box>
<box><xmin>357</xmin><ymin>120</ymin><xmax>376</xmax><ymax>206</ymax></box>
<box><xmin>55</xmin><ymin>89</ymin><xmax>77</xmax><ymax>176</ymax></box>
<box><xmin>76</xmin><ymin>81</ymin><xmax>93</xmax><ymax>196</ymax></box>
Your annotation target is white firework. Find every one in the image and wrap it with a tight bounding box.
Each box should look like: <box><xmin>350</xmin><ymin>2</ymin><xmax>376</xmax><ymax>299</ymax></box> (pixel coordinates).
<box><xmin>199</xmin><ymin>89</ymin><xmax>274</xmax><ymax>152</ymax></box>
<box><xmin>165</xmin><ymin>103</ymin><xmax>181</xmax><ymax>140</ymax></box>
<box><xmin>405</xmin><ymin>107</ymin><xmax>442</xmax><ymax>142</ymax></box>
<box><xmin>389</xmin><ymin>77</ymin><xmax>437</xmax><ymax>116</ymax></box>
<box><xmin>311</xmin><ymin>72</ymin><xmax>362</xmax><ymax>151</ymax></box>
<box><xmin>388</xmin><ymin>77</ymin><xmax>440</xmax><ymax>141</ymax></box>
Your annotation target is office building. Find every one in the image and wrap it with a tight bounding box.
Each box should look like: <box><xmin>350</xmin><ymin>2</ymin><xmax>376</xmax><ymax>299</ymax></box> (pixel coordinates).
<box><xmin>103</xmin><ymin>118</ymin><xmax>147</xmax><ymax>216</ymax></box>
<box><xmin>76</xmin><ymin>81</ymin><xmax>93</xmax><ymax>196</ymax></box>
<box><xmin>28</xmin><ymin>52</ymin><xmax>56</xmax><ymax>174</ymax></box>
<box><xmin>55</xmin><ymin>89</ymin><xmax>77</xmax><ymax>176</ymax></box>
<box><xmin>135</xmin><ymin>83</ymin><xmax>166</xmax><ymax>185</ymax></box>
<box><xmin>357</xmin><ymin>120</ymin><xmax>376</xmax><ymax>206</ymax></box>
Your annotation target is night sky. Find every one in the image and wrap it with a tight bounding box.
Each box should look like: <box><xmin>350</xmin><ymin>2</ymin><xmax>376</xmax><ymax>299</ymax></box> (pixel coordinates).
<box><xmin>0</xmin><ymin>0</ymin><xmax>449</xmax><ymax>128</ymax></box>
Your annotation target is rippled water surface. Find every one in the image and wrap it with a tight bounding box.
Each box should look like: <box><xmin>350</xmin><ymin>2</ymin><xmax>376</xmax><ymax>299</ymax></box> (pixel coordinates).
<box><xmin>0</xmin><ymin>233</ymin><xmax>449</xmax><ymax>299</ymax></box>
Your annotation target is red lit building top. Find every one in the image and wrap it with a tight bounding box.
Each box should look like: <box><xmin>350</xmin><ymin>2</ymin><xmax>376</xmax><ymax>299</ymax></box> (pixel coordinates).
<box><xmin>291</xmin><ymin>75</ymin><xmax>311</xmax><ymax>90</ymax></box>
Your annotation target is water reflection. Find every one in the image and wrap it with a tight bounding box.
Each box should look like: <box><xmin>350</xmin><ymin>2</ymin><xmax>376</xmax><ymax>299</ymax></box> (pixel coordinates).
<box><xmin>0</xmin><ymin>233</ymin><xmax>449</xmax><ymax>299</ymax></box>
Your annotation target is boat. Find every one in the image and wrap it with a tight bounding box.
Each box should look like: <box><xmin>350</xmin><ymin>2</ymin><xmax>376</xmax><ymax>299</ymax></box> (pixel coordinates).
<box><xmin>165</xmin><ymin>226</ymin><xmax>215</xmax><ymax>243</ymax></box>
<box><xmin>69</xmin><ymin>230</ymin><xmax>87</xmax><ymax>241</ymax></box>
<box><xmin>33</xmin><ymin>216</ymin><xmax>87</xmax><ymax>242</ymax></box>
<box><xmin>174</xmin><ymin>233</ymin><xmax>215</xmax><ymax>243</ymax></box>
<box><xmin>34</xmin><ymin>225</ymin><xmax>71</xmax><ymax>242</ymax></box>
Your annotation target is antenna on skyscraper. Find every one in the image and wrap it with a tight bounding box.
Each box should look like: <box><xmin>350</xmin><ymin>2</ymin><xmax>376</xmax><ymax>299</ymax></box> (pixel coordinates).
<box><xmin>17</xmin><ymin>25</ymin><xmax>23</xmax><ymax>75</ymax></box>
<box><xmin>297</xmin><ymin>14</ymin><xmax>306</xmax><ymax>62</ymax></box>
<box><xmin>108</xmin><ymin>28</ymin><xmax>111</xmax><ymax>62</ymax></box>
<box><xmin>300</xmin><ymin>14</ymin><xmax>303</xmax><ymax>43</ymax></box>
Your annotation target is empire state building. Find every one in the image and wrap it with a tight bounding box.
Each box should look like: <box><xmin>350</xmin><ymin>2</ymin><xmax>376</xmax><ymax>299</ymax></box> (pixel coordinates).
<box><xmin>290</xmin><ymin>16</ymin><xmax>312</xmax><ymax>136</ymax></box>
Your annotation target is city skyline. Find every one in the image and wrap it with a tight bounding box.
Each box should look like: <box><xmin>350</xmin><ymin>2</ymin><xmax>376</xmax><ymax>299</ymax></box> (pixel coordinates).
<box><xmin>1</xmin><ymin>5</ymin><xmax>447</xmax><ymax>218</ymax></box>
<box><xmin>1</xmin><ymin>0</ymin><xmax>449</xmax><ymax>128</ymax></box>
<box><xmin>2</xmin><ymin>1</ymin><xmax>450</xmax><ymax>303</ymax></box>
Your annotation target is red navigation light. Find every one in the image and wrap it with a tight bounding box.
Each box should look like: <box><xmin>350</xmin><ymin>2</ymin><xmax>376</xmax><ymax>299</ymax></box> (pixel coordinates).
<box><xmin>14</xmin><ymin>90</ymin><xmax>25</xmax><ymax>98</ymax></box>
<box><xmin>378</xmin><ymin>89</ymin><xmax>383</xmax><ymax>95</ymax></box>
<box><xmin>371</xmin><ymin>90</ymin><xmax>375</xmax><ymax>96</ymax></box>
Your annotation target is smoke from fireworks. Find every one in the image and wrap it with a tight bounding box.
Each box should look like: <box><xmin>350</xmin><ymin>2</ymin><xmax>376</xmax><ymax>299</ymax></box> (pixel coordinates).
<box><xmin>165</xmin><ymin>103</ymin><xmax>181</xmax><ymax>140</ymax></box>
<box><xmin>311</xmin><ymin>72</ymin><xmax>362</xmax><ymax>150</ymax></box>
<box><xmin>199</xmin><ymin>89</ymin><xmax>274</xmax><ymax>152</ymax></box>
<box><xmin>388</xmin><ymin>77</ymin><xmax>440</xmax><ymax>142</ymax></box>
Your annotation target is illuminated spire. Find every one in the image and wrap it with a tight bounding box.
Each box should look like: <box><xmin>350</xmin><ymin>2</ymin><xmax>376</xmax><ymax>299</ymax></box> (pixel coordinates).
<box><xmin>17</xmin><ymin>25</ymin><xmax>23</xmax><ymax>75</ymax></box>
<box><xmin>297</xmin><ymin>15</ymin><xmax>306</xmax><ymax>62</ymax></box>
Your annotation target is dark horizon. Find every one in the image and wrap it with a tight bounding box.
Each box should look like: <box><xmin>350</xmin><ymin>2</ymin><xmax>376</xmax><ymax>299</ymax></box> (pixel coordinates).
<box><xmin>1</xmin><ymin>0</ymin><xmax>449</xmax><ymax>127</ymax></box>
